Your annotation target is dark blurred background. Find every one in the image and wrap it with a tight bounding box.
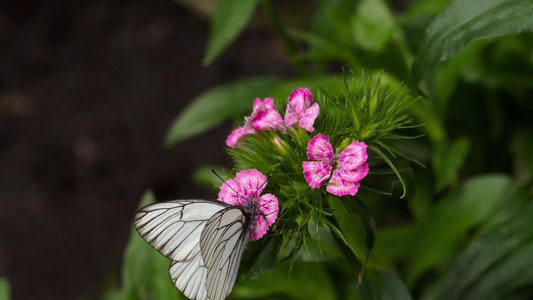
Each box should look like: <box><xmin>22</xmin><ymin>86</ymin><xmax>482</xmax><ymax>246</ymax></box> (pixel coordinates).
<box><xmin>0</xmin><ymin>0</ymin><xmax>294</xmax><ymax>298</ymax></box>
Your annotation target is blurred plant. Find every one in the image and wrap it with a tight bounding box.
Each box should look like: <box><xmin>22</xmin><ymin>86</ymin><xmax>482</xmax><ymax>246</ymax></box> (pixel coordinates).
<box><xmin>107</xmin><ymin>0</ymin><xmax>533</xmax><ymax>299</ymax></box>
<box><xmin>0</xmin><ymin>278</ymin><xmax>10</xmax><ymax>300</ymax></box>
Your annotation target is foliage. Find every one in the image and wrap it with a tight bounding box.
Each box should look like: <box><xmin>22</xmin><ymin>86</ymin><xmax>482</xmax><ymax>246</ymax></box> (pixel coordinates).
<box><xmin>112</xmin><ymin>0</ymin><xmax>533</xmax><ymax>299</ymax></box>
<box><xmin>0</xmin><ymin>278</ymin><xmax>10</xmax><ymax>300</ymax></box>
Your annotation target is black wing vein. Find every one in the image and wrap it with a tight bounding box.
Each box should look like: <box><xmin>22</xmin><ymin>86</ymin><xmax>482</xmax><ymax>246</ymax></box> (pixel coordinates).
<box><xmin>133</xmin><ymin>200</ymin><xmax>230</xmax><ymax>261</ymax></box>
<box><xmin>200</xmin><ymin>207</ymin><xmax>249</xmax><ymax>300</ymax></box>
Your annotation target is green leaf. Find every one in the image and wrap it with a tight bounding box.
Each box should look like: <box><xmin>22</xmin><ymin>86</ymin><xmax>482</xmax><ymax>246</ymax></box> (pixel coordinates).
<box><xmin>430</xmin><ymin>40</ymin><xmax>489</xmax><ymax>116</ymax></box>
<box><xmin>203</xmin><ymin>0</ymin><xmax>259</xmax><ymax>65</ymax></box>
<box><xmin>433</xmin><ymin>137</ymin><xmax>470</xmax><ymax>191</ymax></box>
<box><xmin>360</xmin><ymin>269</ymin><xmax>413</xmax><ymax>300</ymax></box>
<box><xmin>0</xmin><ymin>278</ymin><xmax>10</xmax><ymax>300</ymax></box>
<box><xmin>351</xmin><ymin>0</ymin><xmax>399</xmax><ymax>52</ymax></box>
<box><xmin>304</xmin><ymin>0</ymin><xmax>413</xmax><ymax>81</ymax></box>
<box><xmin>373</xmin><ymin>224</ymin><xmax>418</xmax><ymax>267</ymax></box>
<box><xmin>406</xmin><ymin>174</ymin><xmax>514</xmax><ymax>285</ymax></box>
<box><xmin>104</xmin><ymin>191</ymin><xmax>182</xmax><ymax>300</ymax></box>
<box><xmin>328</xmin><ymin>196</ymin><xmax>374</xmax><ymax>265</ymax></box>
<box><xmin>233</xmin><ymin>261</ymin><xmax>338</xmax><ymax>300</ymax></box>
<box><xmin>164</xmin><ymin>77</ymin><xmax>282</xmax><ymax>147</ymax></box>
<box><xmin>422</xmin><ymin>204</ymin><xmax>533</xmax><ymax>300</ymax></box>
<box><xmin>412</xmin><ymin>0</ymin><xmax>533</xmax><ymax>82</ymax></box>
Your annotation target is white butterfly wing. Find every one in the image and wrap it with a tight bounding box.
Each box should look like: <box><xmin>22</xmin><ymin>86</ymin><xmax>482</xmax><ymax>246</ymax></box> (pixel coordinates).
<box><xmin>169</xmin><ymin>253</ymin><xmax>209</xmax><ymax>300</ymax></box>
<box><xmin>133</xmin><ymin>200</ymin><xmax>230</xmax><ymax>261</ymax></box>
<box><xmin>200</xmin><ymin>207</ymin><xmax>249</xmax><ymax>300</ymax></box>
<box><xmin>134</xmin><ymin>200</ymin><xmax>249</xmax><ymax>300</ymax></box>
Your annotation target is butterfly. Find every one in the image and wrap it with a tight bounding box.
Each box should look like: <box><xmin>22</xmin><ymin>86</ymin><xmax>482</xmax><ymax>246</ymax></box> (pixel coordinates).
<box><xmin>133</xmin><ymin>169</ymin><xmax>279</xmax><ymax>300</ymax></box>
<box><xmin>133</xmin><ymin>199</ymin><xmax>256</xmax><ymax>300</ymax></box>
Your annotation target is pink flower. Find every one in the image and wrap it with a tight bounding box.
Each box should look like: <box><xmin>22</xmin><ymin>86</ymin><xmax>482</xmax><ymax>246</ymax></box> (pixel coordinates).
<box><xmin>226</xmin><ymin>127</ymin><xmax>254</xmax><ymax>149</ymax></box>
<box><xmin>226</xmin><ymin>98</ymin><xmax>284</xmax><ymax>148</ymax></box>
<box><xmin>302</xmin><ymin>134</ymin><xmax>369</xmax><ymax>196</ymax></box>
<box><xmin>248</xmin><ymin>98</ymin><xmax>284</xmax><ymax>131</ymax></box>
<box><xmin>218</xmin><ymin>169</ymin><xmax>279</xmax><ymax>240</ymax></box>
<box><xmin>284</xmin><ymin>88</ymin><xmax>320</xmax><ymax>132</ymax></box>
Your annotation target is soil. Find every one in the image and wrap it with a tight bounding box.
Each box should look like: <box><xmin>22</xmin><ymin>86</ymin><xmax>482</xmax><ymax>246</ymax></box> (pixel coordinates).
<box><xmin>0</xmin><ymin>0</ymin><xmax>293</xmax><ymax>298</ymax></box>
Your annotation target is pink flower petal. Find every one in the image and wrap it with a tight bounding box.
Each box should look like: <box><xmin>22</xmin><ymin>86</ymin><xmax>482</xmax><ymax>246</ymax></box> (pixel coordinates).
<box><xmin>246</xmin><ymin>98</ymin><xmax>276</xmax><ymax>130</ymax></box>
<box><xmin>338</xmin><ymin>163</ymin><xmax>369</xmax><ymax>182</ymax></box>
<box><xmin>251</xmin><ymin>193</ymin><xmax>279</xmax><ymax>240</ymax></box>
<box><xmin>252</xmin><ymin>98</ymin><xmax>274</xmax><ymax>116</ymax></box>
<box><xmin>301</xmin><ymin>88</ymin><xmax>313</xmax><ymax>106</ymax></box>
<box><xmin>337</xmin><ymin>141</ymin><xmax>368</xmax><ymax>170</ymax></box>
<box><xmin>298</xmin><ymin>102</ymin><xmax>320</xmax><ymax>132</ymax></box>
<box><xmin>284</xmin><ymin>110</ymin><xmax>299</xmax><ymax>127</ymax></box>
<box><xmin>257</xmin><ymin>193</ymin><xmax>279</xmax><ymax>226</ymax></box>
<box><xmin>226</xmin><ymin>126</ymin><xmax>254</xmax><ymax>148</ymax></box>
<box><xmin>218</xmin><ymin>178</ymin><xmax>242</xmax><ymax>206</ymax></box>
<box><xmin>326</xmin><ymin>171</ymin><xmax>361</xmax><ymax>196</ymax></box>
<box><xmin>252</xmin><ymin>192</ymin><xmax>279</xmax><ymax>240</ymax></box>
<box><xmin>252</xmin><ymin>98</ymin><xmax>261</xmax><ymax>111</ymax></box>
<box><xmin>306</xmin><ymin>134</ymin><xmax>334</xmax><ymax>161</ymax></box>
<box><xmin>252</xmin><ymin>108</ymin><xmax>284</xmax><ymax>131</ymax></box>
<box><xmin>303</xmin><ymin>161</ymin><xmax>332</xmax><ymax>188</ymax></box>
<box><xmin>218</xmin><ymin>169</ymin><xmax>278</xmax><ymax>241</ymax></box>
<box><xmin>288</xmin><ymin>88</ymin><xmax>312</xmax><ymax>113</ymax></box>
<box><xmin>263</xmin><ymin>98</ymin><xmax>275</xmax><ymax>109</ymax></box>
<box><xmin>284</xmin><ymin>88</ymin><xmax>316</xmax><ymax>130</ymax></box>
<box><xmin>245</xmin><ymin>99</ymin><xmax>263</xmax><ymax>130</ymax></box>
<box><xmin>250</xmin><ymin>215</ymin><xmax>269</xmax><ymax>241</ymax></box>
<box><xmin>234</xmin><ymin>169</ymin><xmax>268</xmax><ymax>203</ymax></box>
<box><xmin>218</xmin><ymin>169</ymin><xmax>268</xmax><ymax>205</ymax></box>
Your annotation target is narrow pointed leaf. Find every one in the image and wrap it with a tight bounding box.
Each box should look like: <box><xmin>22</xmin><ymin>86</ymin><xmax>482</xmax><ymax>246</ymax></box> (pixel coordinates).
<box><xmin>328</xmin><ymin>196</ymin><xmax>375</xmax><ymax>263</ymax></box>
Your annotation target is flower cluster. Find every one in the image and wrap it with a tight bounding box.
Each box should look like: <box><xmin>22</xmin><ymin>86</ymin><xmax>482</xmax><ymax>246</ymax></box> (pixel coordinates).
<box><xmin>217</xmin><ymin>169</ymin><xmax>278</xmax><ymax>240</ymax></box>
<box><xmin>219</xmin><ymin>87</ymin><xmax>374</xmax><ymax>243</ymax></box>
<box><xmin>226</xmin><ymin>87</ymin><xmax>369</xmax><ymax>197</ymax></box>
<box><xmin>226</xmin><ymin>88</ymin><xmax>320</xmax><ymax>148</ymax></box>
<box><xmin>217</xmin><ymin>74</ymin><xmax>419</xmax><ymax>281</ymax></box>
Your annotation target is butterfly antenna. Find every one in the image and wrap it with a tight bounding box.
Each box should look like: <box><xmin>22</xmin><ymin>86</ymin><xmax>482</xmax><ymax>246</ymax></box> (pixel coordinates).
<box><xmin>255</xmin><ymin>174</ymin><xmax>275</xmax><ymax>214</ymax></box>
<box><xmin>254</xmin><ymin>173</ymin><xmax>272</xmax><ymax>199</ymax></box>
<box><xmin>255</xmin><ymin>174</ymin><xmax>278</xmax><ymax>221</ymax></box>
<box><xmin>211</xmin><ymin>169</ymin><xmax>244</xmax><ymax>199</ymax></box>
<box><xmin>256</xmin><ymin>193</ymin><xmax>277</xmax><ymax>211</ymax></box>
